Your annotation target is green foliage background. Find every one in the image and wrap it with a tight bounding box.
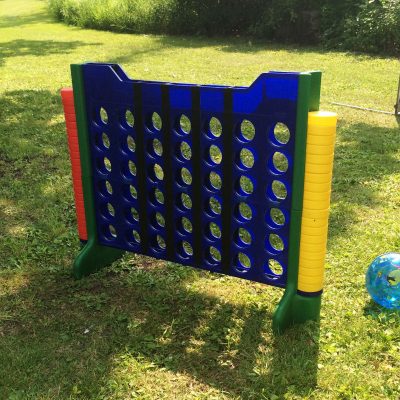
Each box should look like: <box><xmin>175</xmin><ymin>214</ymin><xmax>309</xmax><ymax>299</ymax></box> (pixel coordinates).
<box><xmin>48</xmin><ymin>0</ymin><xmax>400</xmax><ymax>55</ymax></box>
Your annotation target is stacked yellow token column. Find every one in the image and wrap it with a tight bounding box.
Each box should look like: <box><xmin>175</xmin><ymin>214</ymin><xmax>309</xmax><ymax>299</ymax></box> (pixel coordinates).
<box><xmin>298</xmin><ymin>111</ymin><xmax>337</xmax><ymax>293</ymax></box>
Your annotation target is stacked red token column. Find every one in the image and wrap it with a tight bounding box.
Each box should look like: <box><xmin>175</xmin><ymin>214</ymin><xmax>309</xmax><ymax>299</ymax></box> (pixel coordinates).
<box><xmin>61</xmin><ymin>88</ymin><xmax>88</xmax><ymax>241</ymax></box>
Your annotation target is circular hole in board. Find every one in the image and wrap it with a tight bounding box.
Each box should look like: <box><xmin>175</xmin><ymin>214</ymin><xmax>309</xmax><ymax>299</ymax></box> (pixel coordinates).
<box><xmin>208</xmin><ymin>222</ymin><xmax>221</xmax><ymax>240</ymax></box>
<box><xmin>131</xmin><ymin>229</ymin><xmax>141</xmax><ymax>244</ymax></box>
<box><xmin>100</xmin><ymin>107</ymin><xmax>108</xmax><ymax>124</ymax></box>
<box><xmin>129</xmin><ymin>185</ymin><xmax>137</xmax><ymax>199</ymax></box>
<box><xmin>236</xmin><ymin>252</ymin><xmax>251</xmax><ymax>273</ymax></box>
<box><xmin>127</xmin><ymin>135</ymin><xmax>136</xmax><ymax>152</ymax></box>
<box><xmin>181</xmin><ymin>167</ymin><xmax>192</xmax><ymax>185</ymax></box>
<box><xmin>181</xmin><ymin>217</ymin><xmax>192</xmax><ymax>233</ymax></box>
<box><xmin>268</xmin><ymin>234</ymin><xmax>284</xmax><ymax>253</ymax></box>
<box><xmin>108</xmin><ymin>224</ymin><xmax>117</xmax><ymax>238</ymax></box>
<box><xmin>179</xmin><ymin>114</ymin><xmax>191</xmax><ymax>134</ymax></box>
<box><xmin>268</xmin><ymin>259</ymin><xmax>283</xmax><ymax>276</ymax></box>
<box><xmin>209</xmin><ymin>145</ymin><xmax>222</xmax><ymax>165</ymax></box>
<box><xmin>209</xmin><ymin>117</ymin><xmax>222</xmax><ymax>138</ymax></box>
<box><xmin>128</xmin><ymin>160</ymin><xmax>137</xmax><ymax>176</ymax></box>
<box><xmin>99</xmin><ymin>180</ymin><xmax>113</xmax><ymax>196</ymax></box>
<box><xmin>180</xmin><ymin>193</ymin><xmax>192</xmax><ymax>210</ymax></box>
<box><xmin>237</xmin><ymin>202</ymin><xmax>252</xmax><ymax>221</ymax></box>
<box><xmin>101</xmin><ymin>132</ymin><xmax>110</xmax><ymax>149</ymax></box>
<box><xmin>272</xmin><ymin>152</ymin><xmax>288</xmax><ymax>173</ymax></box>
<box><xmin>154</xmin><ymin>163</ymin><xmax>164</xmax><ymax>181</ymax></box>
<box><xmin>209</xmin><ymin>246</ymin><xmax>221</xmax><ymax>262</ymax></box>
<box><xmin>153</xmin><ymin>188</ymin><xmax>164</xmax><ymax>205</ymax></box>
<box><xmin>155</xmin><ymin>212</ymin><xmax>165</xmax><ymax>228</ymax></box>
<box><xmin>273</xmin><ymin>123</ymin><xmax>290</xmax><ymax>145</ymax></box>
<box><xmin>238</xmin><ymin>175</ymin><xmax>254</xmax><ymax>195</ymax></box>
<box><xmin>271</xmin><ymin>180</ymin><xmax>287</xmax><ymax>200</ymax></box>
<box><xmin>209</xmin><ymin>171</ymin><xmax>222</xmax><ymax>191</ymax></box>
<box><xmin>182</xmin><ymin>241</ymin><xmax>193</xmax><ymax>256</ymax></box>
<box><xmin>125</xmin><ymin>109</ymin><xmax>134</xmax><ymax>127</ymax></box>
<box><xmin>107</xmin><ymin>203</ymin><xmax>115</xmax><ymax>217</ymax></box>
<box><xmin>209</xmin><ymin>196</ymin><xmax>221</xmax><ymax>215</ymax></box>
<box><xmin>239</xmin><ymin>148</ymin><xmax>255</xmax><ymax>169</ymax></box>
<box><xmin>269</xmin><ymin>208</ymin><xmax>285</xmax><ymax>227</ymax></box>
<box><xmin>152</xmin><ymin>138</ymin><xmax>163</xmax><ymax>156</ymax></box>
<box><xmin>152</xmin><ymin>112</ymin><xmax>162</xmax><ymax>131</ymax></box>
<box><xmin>131</xmin><ymin>207</ymin><xmax>139</xmax><ymax>222</ymax></box>
<box><xmin>156</xmin><ymin>234</ymin><xmax>166</xmax><ymax>250</ymax></box>
<box><xmin>180</xmin><ymin>141</ymin><xmax>192</xmax><ymax>160</ymax></box>
<box><xmin>236</xmin><ymin>228</ymin><xmax>252</xmax><ymax>246</ymax></box>
<box><xmin>239</xmin><ymin>119</ymin><xmax>255</xmax><ymax>141</ymax></box>
<box><xmin>104</xmin><ymin>157</ymin><xmax>112</xmax><ymax>172</ymax></box>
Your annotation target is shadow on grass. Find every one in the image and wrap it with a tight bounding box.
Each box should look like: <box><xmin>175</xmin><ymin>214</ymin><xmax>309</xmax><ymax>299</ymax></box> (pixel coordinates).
<box><xmin>0</xmin><ymin>89</ymin><xmax>68</xmax><ymax>177</ymax></box>
<box><xmin>0</xmin><ymin>9</ymin><xmax>53</xmax><ymax>29</ymax></box>
<box><xmin>0</xmin><ymin>265</ymin><xmax>320</xmax><ymax>399</ymax></box>
<box><xmin>109</xmin><ymin>36</ymin><xmax>331</xmax><ymax>77</ymax></box>
<box><xmin>0</xmin><ymin>89</ymin><xmax>77</xmax><ymax>266</ymax></box>
<box><xmin>109</xmin><ymin>34</ymin><xmax>399</xmax><ymax>68</ymax></box>
<box><xmin>151</xmin><ymin>35</ymin><xmax>330</xmax><ymax>56</ymax></box>
<box><xmin>0</xmin><ymin>39</ymin><xmax>100</xmax><ymax>66</ymax></box>
<box><xmin>363</xmin><ymin>299</ymin><xmax>400</xmax><ymax>323</ymax></box>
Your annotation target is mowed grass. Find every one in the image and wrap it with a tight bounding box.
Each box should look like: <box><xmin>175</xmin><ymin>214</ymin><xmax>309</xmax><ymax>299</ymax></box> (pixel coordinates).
<box><xmin>1</xmin><ymin>0</ymin><xmax>400</xmax><ymax>398</ymax></box>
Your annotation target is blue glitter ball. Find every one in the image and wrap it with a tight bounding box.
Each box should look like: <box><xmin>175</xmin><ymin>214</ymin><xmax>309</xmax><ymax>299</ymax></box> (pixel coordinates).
<box><xmin>366</xmin><ymin>253</ymin><xmax>400</xmax><ymax>310</ymax></box>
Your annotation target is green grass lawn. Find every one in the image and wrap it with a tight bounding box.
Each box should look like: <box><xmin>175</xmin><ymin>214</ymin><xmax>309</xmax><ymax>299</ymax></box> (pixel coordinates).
<box><xmin>1</xmin><ymin>0</ymin><xmax>400</xmax><ymax>398</ymax></box>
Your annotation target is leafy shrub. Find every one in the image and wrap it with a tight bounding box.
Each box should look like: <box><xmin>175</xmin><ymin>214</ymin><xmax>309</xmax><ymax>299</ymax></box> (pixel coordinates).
<box><xmin>47</xmin><ymin>0</ymin><xmax>400</xmax><ymax>55</ymax></box>
<box><xmin>341</xmin><ymin>0</ymin><xmax>400</xmax><ymax>54</ymax></box>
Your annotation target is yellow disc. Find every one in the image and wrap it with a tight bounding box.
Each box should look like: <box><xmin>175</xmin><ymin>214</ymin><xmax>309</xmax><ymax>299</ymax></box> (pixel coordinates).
<box><xmin>302</xmin><ymin>208</ymin><xmax>329</xmax><ymax>219</ymax></box>
<box><xmin>301</xmin><ymin>224</ymin><xmax>328</xmax><ymax>236</ymax></box>
<box><xmin>305</xmin><ymin>162</ymin><xmax>333</xmax><ymax>175</ymax></box>
<box><xmin>299</xmin><ymin>251</ymin><xmax>326</xmax><ymax>262</ymax></box>
<box><xmin>308</xmin><ymin>123</ymin><xmax>337</xmax><ymax>134</ymax></box>
<box><xmin>300</xmin><ymin>232</ymin><xmax>327</xmax><ymax>248</ymax></box>
<box><xmin>298</xmin><ymin>282</ymin><xmax>323</xmax><ymax>292</ymax></box>
<box><xmin>306</xmin><ymin>153</ymin><xmax>334</xmax><ymax>166</ymax></box>
<box><xmin>304</xmin><ymin>172</ymin><xmax>332</xmax><ymax>184</ymax></box>
<box><xmin>301</xmin><ymin>217</ymin><xmax>328</xmax><ymax>228</ymax></box>
<box><xmin>303</xmin><ymin>189</ymin><xmax>331</xmax><ymax>201</ymax></box>
<box><xmin>306</xmin><ymin>143</ymin><xmax>335</xmax><ymax>156</ymax></box>
<box><xmin>298</xmin><ymin>280</ymin><xmax>324</xmax><ymax>291</ymax></box>
<box><xmin>307</xmin><ymin>134</ymin><xmax>336</xmax><ymax>146</ymax></box>
<box><xmin>300</xmin><ymin>244</ymin><xmax>327</xmax><ymax>256</ymax></box>
<box><xmin>298</xmin><ymin>274</ymin><xmax>324</xmax><ymax>285</ymax></box>
<box><xmin>298</xmin><ymin>265</ymin><xmax>325</xmax><ymax>277</ymax></box>
<box><xmin>300</xmin><ymin>258</ymin><xmax>326</xmax><ymax>267</ymax></box>
<box><xmin>308</xmin><ymin>111</ymin><xmax>338</xmax><ymax>127</ymax></box>
<box><xmin>300</xmin><ymin>243</ymin><xmax>326</xmax><ymax>254</ymax></box>
<box><xmin>307</xmin><ymin>130</ymin><xmax>337</xmax><ymax>139</ymax></box>
<box><xmin>303</xmin><ymin>197</ymin><xmax>331</xmax><ymax>210</ymax></box>
<box><xmin>304</xmin><ymin>180</ymin><xmax>332</xmax><ymax>193</ymax></box>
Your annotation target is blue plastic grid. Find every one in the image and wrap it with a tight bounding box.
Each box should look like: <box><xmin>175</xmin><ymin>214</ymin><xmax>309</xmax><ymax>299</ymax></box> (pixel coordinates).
<box><xmin>82</xmin><ymin>63</ymin><xmax>299</xmax><ymax>287</ymax></box>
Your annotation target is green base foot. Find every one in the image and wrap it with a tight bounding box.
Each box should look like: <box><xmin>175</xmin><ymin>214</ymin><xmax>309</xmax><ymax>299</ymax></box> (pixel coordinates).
<box><xmin>73</xmin><ymin>239</ymin><xmax>125</xmax><ymax>279</ymax></box>
<box><xmin>272</xmin><ymin>288</ymin><xmax>321</xmax><ymax>334</ymax></box>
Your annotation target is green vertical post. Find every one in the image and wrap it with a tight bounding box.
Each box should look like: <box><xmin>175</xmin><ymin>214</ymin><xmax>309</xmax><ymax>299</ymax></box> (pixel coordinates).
<box><xmin>309</xmin><ymin>71</ymin><xmax>322</xmax><ymax>112</ymax></box>
<box><xmin>272</xmin><ymin>71</ymin><xmax>322</xmax><ymax>333</ymax></box>
<box><xmin>71</xmin><ymin>64</ymin><xmax>124</xmax><ymax>278</ymax></box>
